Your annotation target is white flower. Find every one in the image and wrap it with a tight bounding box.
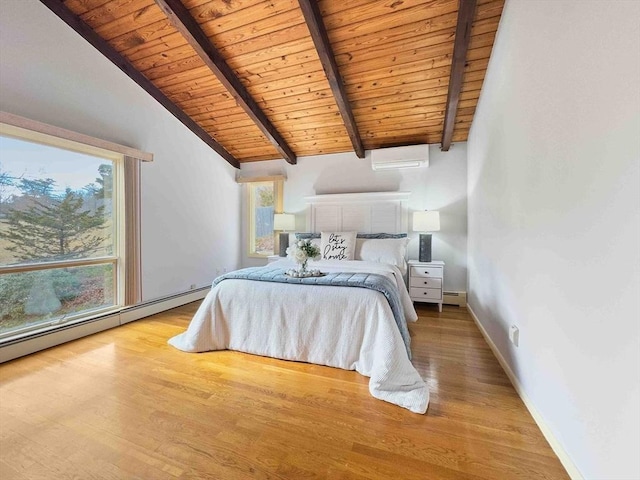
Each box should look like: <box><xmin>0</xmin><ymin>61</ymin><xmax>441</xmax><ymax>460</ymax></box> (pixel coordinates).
<box><xmin>293</xmin><ymin>249</ymin><xmax>307</xmax><ymax>263</ymax></box>
<box><xmin>285</xmin><ymin>246</ymin><xmax>295</xmax><ymax>259</ymax></box>
<box><xmin>286</xmin><ymin>238</ymin><xmax>320</xmax><ymax>267</ymax></box>
<box><xmin>287</xmin><ymin>243</ymin><xmax>308</xmax><ymax>264</ymax></box>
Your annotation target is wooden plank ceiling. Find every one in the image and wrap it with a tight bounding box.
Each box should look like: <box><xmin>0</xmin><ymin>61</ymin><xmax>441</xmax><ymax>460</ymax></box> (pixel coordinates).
<box><xmin>46</xmin><ymin>0</ymin><xmax>504</xmax><ymax>167</ymax></box>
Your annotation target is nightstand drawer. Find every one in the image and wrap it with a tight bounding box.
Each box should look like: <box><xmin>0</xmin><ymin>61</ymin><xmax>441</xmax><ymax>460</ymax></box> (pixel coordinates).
<box><xmin>410</xmin><ymin>287</ymin><xmax>442</xmax><ymax>300</ymax></box>
<box><xmin>410</xmin><ymin>266</ymin><xmax>443</xmax><ymax>279</ymax></box>
<box><xmin>410</xmin><ymin>277</ymin><xmax>442</xmax><ymax>289</ymax></box>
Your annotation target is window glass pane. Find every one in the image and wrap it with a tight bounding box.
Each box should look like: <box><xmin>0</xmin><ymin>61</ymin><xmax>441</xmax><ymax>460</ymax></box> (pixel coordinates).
<box><xmin>0</xmin><ymin>135</ymin><xmax>114</xmax><ymax>265</ymax></box>
<box><xmin>0</xmin><ymin>263</ymin><xmax>115</xmax><ymax>336</ymax></box>
<box><xmin>251</xmin><ymin>183</ymin><xmax>274</xmax><ymax>256</ymax></box>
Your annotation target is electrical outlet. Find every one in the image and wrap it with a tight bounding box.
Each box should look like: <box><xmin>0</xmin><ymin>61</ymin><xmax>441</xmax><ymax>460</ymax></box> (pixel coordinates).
<box><xmin>189</xmin><ymin>283</ymin><xmax>196</xmax><ymax>290</ymax></box>
<box><xmin>509</xmin><ymin>325</ymin><xmax>519</xmax><ymax>347</ymax></box>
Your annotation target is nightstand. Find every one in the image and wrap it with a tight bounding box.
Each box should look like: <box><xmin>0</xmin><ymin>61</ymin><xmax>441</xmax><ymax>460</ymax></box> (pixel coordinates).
<box><xmin>408</xmin><ymin>260</ymin><xmax>444</xmax><ymax>312</ymax></box>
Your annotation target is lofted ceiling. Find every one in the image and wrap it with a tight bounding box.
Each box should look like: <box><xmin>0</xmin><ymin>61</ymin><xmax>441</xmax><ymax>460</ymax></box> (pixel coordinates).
<box><xmin>41</xmin><ymin>0</ymin><xmax>504</xmax><ymax>168</ymax></box>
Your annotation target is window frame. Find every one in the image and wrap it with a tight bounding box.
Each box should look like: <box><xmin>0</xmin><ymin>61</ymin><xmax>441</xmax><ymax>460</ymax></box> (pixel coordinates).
<box><xmin>246</xmin><ymin>179</ymin><xmax>283</xmax><ymax>258</ymax></box>
<box><xmin>0</xmin><ymin>112</ymin><xmax>149</xmax><ymax>343</ymax></box>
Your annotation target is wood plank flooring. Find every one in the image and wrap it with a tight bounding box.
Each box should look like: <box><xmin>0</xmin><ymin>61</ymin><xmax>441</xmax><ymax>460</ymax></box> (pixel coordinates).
<box><xmin>0</xmin><ymin>302</ymin><xmax>569</xmax><ymax>479</ymax></box>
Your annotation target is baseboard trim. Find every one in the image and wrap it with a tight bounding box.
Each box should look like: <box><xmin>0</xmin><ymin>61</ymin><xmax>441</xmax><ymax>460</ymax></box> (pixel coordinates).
<box><xmin>466</xmin><ymin>305</ymin><xmax>583</xmax><ymax>480</ymax></box>
<box><xmin>0</xmin><ymin>287</ymin><xmax>210</xmax><ymax>363</ymax></box>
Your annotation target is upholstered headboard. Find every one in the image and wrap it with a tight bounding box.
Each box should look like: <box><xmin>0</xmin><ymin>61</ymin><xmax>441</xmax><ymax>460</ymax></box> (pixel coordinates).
<box><xmin>305</xmin><ymin>192</ymin><xmax>410</xmax><ymax>234</ymax></box>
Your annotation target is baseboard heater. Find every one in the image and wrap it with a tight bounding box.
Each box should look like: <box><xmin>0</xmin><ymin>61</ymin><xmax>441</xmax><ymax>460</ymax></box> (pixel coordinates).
<box><xmin>119</xmin><ymin>286</ymin><xmax>210</xmax><ymax>324</ymax></box>
<box><xmin>443</xmin><ymin>291</ymin><xmax>467</xmax><ymax>307</ymax></box>
<box><xmin>0</xmin><ymin>286</ymin><xmax>210</xmax><ymax>363</ymax></box>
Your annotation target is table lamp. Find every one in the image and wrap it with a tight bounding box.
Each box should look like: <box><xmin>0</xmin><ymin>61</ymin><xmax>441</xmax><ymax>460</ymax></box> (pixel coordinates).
<box><xmin>273</xmin><ymin>213</ymin><xmax>295</xmax><ymax>257</ymax></box>
<box><xmin>412</xmin><ymin>210</ymin><xmax>440</xmax><ymax>262</ymax></box>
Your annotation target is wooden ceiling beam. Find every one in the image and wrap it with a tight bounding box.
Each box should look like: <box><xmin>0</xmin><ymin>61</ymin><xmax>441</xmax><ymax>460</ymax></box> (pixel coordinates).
<box><xmin>38</xmin><ymin>0</ymin><xmax>240</xmax><ymax>169</ymax></box>
<box><xmin>441</xmin><ymin>0</ymin><xmax>477</xmax><ymax>151</ymax></box>
<box><xmin>154</xmin><ymin>0</ymin><xmax>297</xmax><ymax>165</ymax></box>
<box><xmin>298</xmin><ymin>0</ymin><xmax>365</xmax><ymax>159</ymax></box>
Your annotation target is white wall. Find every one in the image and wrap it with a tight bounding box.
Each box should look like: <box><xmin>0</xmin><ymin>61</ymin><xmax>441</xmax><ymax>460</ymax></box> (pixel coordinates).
<box><xmin>0</xmin><ymin>0</ymin><xmax>241</xmax><ymax>301</ymax></box>
<box><xmin>240</xmin><ymin>144</ymin><xmax>468</xmax><ymax>292</ymax></box>
<box><xmin>467</xmin><ymin>1</ymin><xmax>640</xmax><ymax>479</ymax></box>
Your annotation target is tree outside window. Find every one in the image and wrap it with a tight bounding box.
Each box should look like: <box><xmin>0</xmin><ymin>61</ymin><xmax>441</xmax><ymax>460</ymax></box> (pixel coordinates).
<box><xmin>0</xmin><ymin>135</ymin><xmax>120</xmax><ymax>338</ymax></box>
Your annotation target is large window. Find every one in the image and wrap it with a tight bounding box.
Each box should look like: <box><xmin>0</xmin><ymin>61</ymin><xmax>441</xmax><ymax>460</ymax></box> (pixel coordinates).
<box><xmin>247</xmin><ymin>179</ymin><xmax>283</xmax><ymax>257</ymax></box>
<box><xmin>0</xmin><ymin>124</ymin><xmax>128</xmax><ymax>341</ymax></box>
<box><xmin>0</xmin><ymin>134</ymin><xmax>121</xmax><ymax>339</ymax></box>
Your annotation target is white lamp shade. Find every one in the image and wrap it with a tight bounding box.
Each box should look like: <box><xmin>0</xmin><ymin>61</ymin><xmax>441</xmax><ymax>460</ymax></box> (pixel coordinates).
<box><xmin>413</xmin><ymin>210</ymin><xmax>440</xmax><ymax>232</ymax></box>
<box><xmin>273</xmin><ymin>213</ymin><xmax>295</xmax><ymax>231</ymax></box>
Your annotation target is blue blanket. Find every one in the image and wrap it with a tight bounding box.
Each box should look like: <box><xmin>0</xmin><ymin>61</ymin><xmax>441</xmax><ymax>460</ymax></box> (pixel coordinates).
<box><xmin>213</xmin><ymin>267</ymin><xmax>411</xmax><ymax>358</ymax></box>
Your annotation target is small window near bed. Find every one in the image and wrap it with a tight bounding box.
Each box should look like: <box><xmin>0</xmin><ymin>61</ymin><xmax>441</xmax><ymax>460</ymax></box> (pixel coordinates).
<box><xmin>246</xmin><ymin>179</ymin><xmax>283</xmax><ymax>257</ymax></box>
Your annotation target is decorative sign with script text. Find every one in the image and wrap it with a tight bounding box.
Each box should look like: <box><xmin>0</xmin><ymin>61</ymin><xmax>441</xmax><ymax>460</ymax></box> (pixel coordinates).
<box><xmin>321</xmin><ymin>231</ymin><xmax>356</xmax><ymax>260</ymax></box>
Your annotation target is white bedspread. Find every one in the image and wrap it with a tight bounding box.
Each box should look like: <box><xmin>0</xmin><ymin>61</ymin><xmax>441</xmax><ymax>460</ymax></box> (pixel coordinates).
<box><xmin>168</xmin><ymin>259</ymin><xmax>428</xmax><ymax>414</ymax></box>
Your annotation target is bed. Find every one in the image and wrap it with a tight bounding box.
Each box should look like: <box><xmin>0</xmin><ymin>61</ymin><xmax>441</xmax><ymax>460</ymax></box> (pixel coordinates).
<box><xmin>169</xmin><ymin>192</ymin><xmax>429</xmax><ymax>414</ymax></box>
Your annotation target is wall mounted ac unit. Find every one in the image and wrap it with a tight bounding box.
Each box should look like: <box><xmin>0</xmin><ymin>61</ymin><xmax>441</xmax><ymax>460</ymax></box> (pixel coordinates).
<box><xmin>370</xmin><ymin>144</ymin><xmax>429</xmax><ymax>171</ymax></box>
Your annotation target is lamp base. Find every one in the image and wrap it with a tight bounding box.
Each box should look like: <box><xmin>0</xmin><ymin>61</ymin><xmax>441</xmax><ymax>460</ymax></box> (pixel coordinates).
<box><xmin>278</xmin><ymin>232</ymin><xmax>289</xmax><ymax>257</ymax></box>
<box><xmin>418</xmin><ymin>233</ymin><xmax>432</xmax><ymax>263</ymax></box>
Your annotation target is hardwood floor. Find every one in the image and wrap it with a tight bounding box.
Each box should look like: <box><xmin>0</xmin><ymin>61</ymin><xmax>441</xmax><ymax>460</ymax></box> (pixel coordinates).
<box><xmin>0</xmin><ymin>302</ymin><xmax>569</xmax><ymax>480</ymax></box>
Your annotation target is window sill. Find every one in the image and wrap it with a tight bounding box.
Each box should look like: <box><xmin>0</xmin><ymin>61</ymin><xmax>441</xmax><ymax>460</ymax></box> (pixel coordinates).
<box><xmin>0</xmin><ymin>305</ymin><xmax>123</xmax><ymax>346</ymax></box>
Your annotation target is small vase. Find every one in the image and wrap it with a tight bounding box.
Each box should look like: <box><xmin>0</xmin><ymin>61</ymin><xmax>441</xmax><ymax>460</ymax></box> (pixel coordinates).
<box><xmin>298</xmin><ymin>259</ymin><xmax>308</xmax><ymax>274</ymax></box>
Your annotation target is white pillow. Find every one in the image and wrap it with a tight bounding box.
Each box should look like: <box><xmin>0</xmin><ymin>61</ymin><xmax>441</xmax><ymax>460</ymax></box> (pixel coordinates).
<box><xmin>320</xmin><ymin>231</ymin><xmax>356</xmax><ymax>260</ymax></box>
<box><xmin>355</xmin><ymin>237</ymin><xmax>409</xmax><ymax>268</ymax></box>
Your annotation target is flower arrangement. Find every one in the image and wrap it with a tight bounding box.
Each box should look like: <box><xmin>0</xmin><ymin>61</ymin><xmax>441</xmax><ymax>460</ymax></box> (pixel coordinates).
<box><xmin>286</xmin><ymin>238</ymin><xmax>321</xmax><ymax>274</ymax></box>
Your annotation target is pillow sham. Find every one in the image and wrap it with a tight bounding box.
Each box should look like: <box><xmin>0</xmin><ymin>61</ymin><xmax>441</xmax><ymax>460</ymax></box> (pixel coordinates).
<box><xmin>355</xmin><ymin>237</ymin><xmax>409</xmax><ymax>268</ymax></box>
<box><xmin>295</xmin><ymin>232</ymin><xmax>320</xmax><ymax>239</ymax></box>
<box><xmin>320</xmin><ymin>231</ymin><xmax>356</xmax><ymax>260</ymax></box>
<box><xmin>295</xmin><ymin>232</ymin><xmax>407</xmax><ymax>239</ymax></box>
<box><xmin>356</xmin><ymin>233</ymin><xmax>408</xmax><ymax>239</ymax></box>
<box><xmin>290</xmin><ymin>233</ymin><xmax>320</xmax><ymax>249</ymax></box>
